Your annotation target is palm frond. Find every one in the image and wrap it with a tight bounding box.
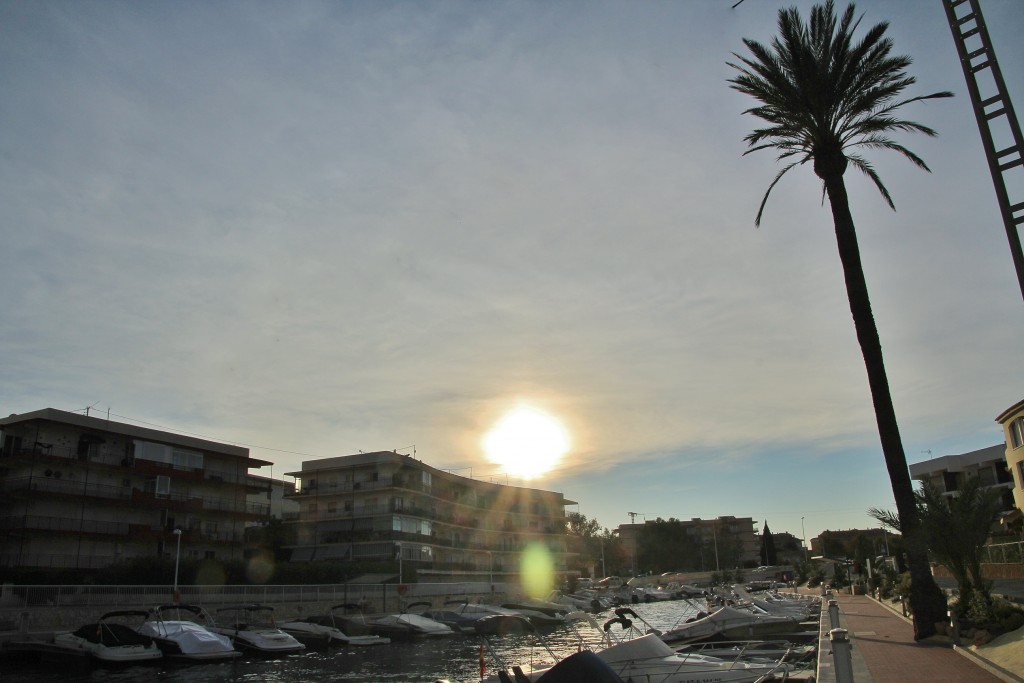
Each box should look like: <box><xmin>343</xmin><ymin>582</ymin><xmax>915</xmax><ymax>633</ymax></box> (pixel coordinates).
<box><xmin>728</xmin><ymin>0</ymin><xmax>951</xmax><ymax>222</ymax></box>
<box><xmin>755</xmin><ymin>160</ymin><xmax>804</xmax><ymax>226</ymax></box>
<box><xmin>846</xmin><ymin>154</ymin><xmax>895</xmax><ymax>209</ymax></box>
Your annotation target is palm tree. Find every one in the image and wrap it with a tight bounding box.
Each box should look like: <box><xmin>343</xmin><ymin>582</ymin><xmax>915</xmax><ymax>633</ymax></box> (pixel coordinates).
<box><xmin>728</xmin><ymin>0</ymin><xmax>952</xmax><ymax>639</ymax></box>
<box><xmin>871</xmin><ymin>478</ymin><xmax>1003</xmax><ymax>620</ymax></box>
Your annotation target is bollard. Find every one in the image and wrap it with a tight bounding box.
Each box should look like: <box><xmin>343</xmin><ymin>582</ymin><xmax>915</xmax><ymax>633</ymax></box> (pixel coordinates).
<box><xmin>828</xmin><ymin>599</ymin><xmax>840</xmax><ymax>629</ymax></box>
<box><xmin>820</xmin><ymin>583</ymin><xmax>826</xmax><ymax>597</ymax></box>
<box><xmin>899</xmin><ymin>594</ymin><xmax>908</xmax><ymax>617</ymax></box>
<box><xmin>829</xmin><ymin>628</ymin><xmax>855</xmax><ymax>683</ymax></box>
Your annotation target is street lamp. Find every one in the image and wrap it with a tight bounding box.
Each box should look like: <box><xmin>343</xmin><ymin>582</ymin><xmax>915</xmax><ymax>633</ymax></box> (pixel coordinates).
<box><xmin>801</xmin><ymin>517</ymin><xmax>808</xmax><ymax>562</ymax></box>
<box><xmin>172</xmin><ymin>528</ymin><xmax>183</xmax><ymax>604</ymax></box>
<box><xmin>711</xmin><ymin>522</ymin><xmax>720</xmax><ymax>572</ymax></box>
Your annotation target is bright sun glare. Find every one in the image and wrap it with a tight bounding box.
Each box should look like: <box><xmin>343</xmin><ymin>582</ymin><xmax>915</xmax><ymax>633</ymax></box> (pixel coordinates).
<box><xmin>482</xmin><ymin>405</ymin><xmax>570</xmax><ymax>479</ymax></box>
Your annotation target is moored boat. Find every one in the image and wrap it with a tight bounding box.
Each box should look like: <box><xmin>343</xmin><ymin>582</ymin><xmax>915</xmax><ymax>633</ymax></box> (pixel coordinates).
<box><xmin>52</xmin><ymin>610</ymin><xmax>163</xmax><ymax>665</ymax></box>
<box><xmin>658</xmin><ymin>605</ymin><xmax>803</xmax><ymax>645</ymax></box>
<box><xmin>136</xmin><ymin>604</ymin><xmax>241</xmax><ymax>662</ymax></box>
<box><xmin>279</xmin><ymin>604</ymin><xmax>390</xmax><ymax>647</ymax></box>
<box><xmin>209</xmin><ymin>604</ymin><xmax>305</xmax><ymax>655</ymax></box>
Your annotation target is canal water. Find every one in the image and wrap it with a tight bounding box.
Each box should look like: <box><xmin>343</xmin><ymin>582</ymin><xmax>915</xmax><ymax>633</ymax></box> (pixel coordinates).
<box><xmin>1</xmin><ymin>600</ymin><xmax>705</xmax><ymax>683</ymax></box>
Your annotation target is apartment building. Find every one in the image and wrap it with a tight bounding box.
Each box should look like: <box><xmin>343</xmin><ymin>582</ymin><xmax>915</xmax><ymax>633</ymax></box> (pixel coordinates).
<box><xmin>909</xmin><ymin>444</ymin><xmax>1015</xmax><ymax>510</ymax></box>
<box><xmin>0</xmin><ymin>408</ymin><xmax>272</xmax><ymax>569</ymax></box>
<box><xmin>996</xmin><ymin>398</ymin><xmax>1024</xmax><ymax>513</ymax></box>
<box><xmin>246</xmin><ymin>474</ymin><xmax>299</xmax><ymax>521</ymax></box>
<box><xmin>284</xmin><ymin>451</ymin><xmax>576</xmax><ymax>582</ymax></box>
<box><xmin>615</xmin><ymin>516</ymin><xmax>760</xmax><ymax>573</ymax></box>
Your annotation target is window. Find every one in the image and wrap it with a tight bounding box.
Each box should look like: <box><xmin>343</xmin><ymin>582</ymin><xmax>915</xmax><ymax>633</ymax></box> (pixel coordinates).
<box><xmin>1011</xmin><ymin>417</ymin><xmax>1024</xmax><ymax>449</ymax></box>
<box><xmin>155</xmin><ymin>475</ymin><xmax>170</xmax><ymax>498</ymax></box>
<box><xmin>328</xmin><ymin>501</ymin><xmax>337</xmax><ymax>513</ymax></box>
<box><xmin>1018</xmin><ymin>462</ymin><xmax>1024</xmax><ymax>489</ymax></box>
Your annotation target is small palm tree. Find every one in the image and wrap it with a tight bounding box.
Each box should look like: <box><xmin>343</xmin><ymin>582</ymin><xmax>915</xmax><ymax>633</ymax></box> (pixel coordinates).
<box><xmin>729</xmin><ymin>0</ymin><xmax>952</xmax><ymax>638</ymax></box>
<box><xmin>871</xmin><ymin>478</ymin><xmax>1003</xmax><ymax>620</ymax></box>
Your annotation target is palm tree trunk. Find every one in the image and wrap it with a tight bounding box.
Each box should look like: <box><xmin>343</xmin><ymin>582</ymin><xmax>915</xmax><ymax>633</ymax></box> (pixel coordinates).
<box><xmin>821</xmin><ymin>171</ymin><xmax>947</xmax><ymax>640</ymax></box>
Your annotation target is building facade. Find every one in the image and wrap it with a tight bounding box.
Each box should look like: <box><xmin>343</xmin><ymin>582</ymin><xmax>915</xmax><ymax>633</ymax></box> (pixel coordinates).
<box><xmin>284</xmin><ymin>451</ymin><xmax>576</xmax><ymax>582</ymax></box>
<box><xmin>615</xmin><ymin>516</ymin><xmax>760</xmax><ymax>574</ymax></box>
<box><xmin>909</xmin><ymin>444</ymin><xmax>1015</xmax><ymax>510</ymax></box>
<box><xmin>810</xmin><ymin>528</ymin><xmax>893</xmax><ymax>559</ymax></box>
<box><xmin>0</xmin><ymin>408</ymin><xmax>272</xmax><ymax>569</ymax></box>
<box><xmin>996</xmin><ymin>398</ymin><xmax>1024</xmax><ymax>513</ymax></box>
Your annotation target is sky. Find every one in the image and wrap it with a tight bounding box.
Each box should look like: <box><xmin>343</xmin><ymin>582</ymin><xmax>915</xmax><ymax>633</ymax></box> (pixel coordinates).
<box><xmin>2</xmin><ymin>0</ymin><xmax>1023</xmax><ymax>547</ymax></box>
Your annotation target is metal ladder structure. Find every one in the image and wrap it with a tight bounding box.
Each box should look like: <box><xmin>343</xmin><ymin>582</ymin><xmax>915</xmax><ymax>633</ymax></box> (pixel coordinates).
<box><xmin>943</xmin><ymin>0</ymin><xmax>1024</xmax><ymax>302</ymax></box>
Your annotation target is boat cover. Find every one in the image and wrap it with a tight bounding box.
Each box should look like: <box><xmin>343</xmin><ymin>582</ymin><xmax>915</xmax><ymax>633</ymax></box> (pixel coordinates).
<box><xmin>139</xmin><ymin>620</ymin><xmax>234</xmax><ymax>654</ymax></box>
<box><xmin>597</xmin><ymin>633</ymin><xmax>676</xmax><ymax>664</ymax></box>
<box><xmin>535</xmin><ymin>651</ymin><xmax>624</xmax><ymax>683</ymax></box>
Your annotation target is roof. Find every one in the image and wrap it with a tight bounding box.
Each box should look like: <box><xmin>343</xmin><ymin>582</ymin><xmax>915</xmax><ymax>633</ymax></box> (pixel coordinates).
<box><xmin>0</xmin><ymin>408</ymin><xmax>270</xmax><ymax>466</ymax></box>
<box><xmin>995</xmin><ymin>397</ymin><xmax>1024</xmax><ymax>424</ymax></box>
<box><xmin>908</xmin><ymin>444</ymin><xmax>1006</xmax><ymax>478</ymax></box>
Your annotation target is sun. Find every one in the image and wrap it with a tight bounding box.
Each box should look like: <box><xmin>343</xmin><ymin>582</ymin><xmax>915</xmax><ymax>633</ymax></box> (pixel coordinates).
<box><xmin>482</xmin><ymin>405</ymin><xmax>570</xmax><ymax>479</ymax></box>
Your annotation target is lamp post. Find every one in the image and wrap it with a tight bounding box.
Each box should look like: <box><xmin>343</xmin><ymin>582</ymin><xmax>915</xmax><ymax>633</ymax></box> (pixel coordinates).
<box><xmin>172</xmin><ymin>528</ymin><xmax>183</xmax><ymax>604</ymax></box>
<box><xmin>712</xmin><ymin>522</ymin><xmax>720</xmax><ymax>572</ymax></box>
<box><xmin>801</xmin><ymin>517</ymin><xmax>808</xmax><ymax>562</ymax></box>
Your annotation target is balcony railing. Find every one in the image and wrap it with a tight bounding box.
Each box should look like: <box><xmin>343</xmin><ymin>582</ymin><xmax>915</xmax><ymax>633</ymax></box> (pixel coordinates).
<box><xmin>0</xmin><ymin>477</ymin><xmax>269</xmax><ymax>517</ymax></box>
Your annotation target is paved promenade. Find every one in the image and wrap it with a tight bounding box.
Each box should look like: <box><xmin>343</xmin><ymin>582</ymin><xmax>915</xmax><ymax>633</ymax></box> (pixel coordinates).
<box><xmin>812</xmin><ymin>588</ymin><xmax>1021</xmax><ymax>683</ymax></box>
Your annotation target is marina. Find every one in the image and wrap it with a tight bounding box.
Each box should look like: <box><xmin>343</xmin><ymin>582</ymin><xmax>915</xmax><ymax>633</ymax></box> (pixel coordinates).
<box><xmin>1</xmin><ymin>588</ymin><xmax>822</xmax><ymax>682</ymax></box>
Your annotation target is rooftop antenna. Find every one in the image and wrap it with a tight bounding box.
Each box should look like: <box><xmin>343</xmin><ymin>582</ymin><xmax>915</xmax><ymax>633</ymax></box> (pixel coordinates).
<box><xmin>627</xmin><ymin>512</ymin><xmax>647</xmax><ymax>524</ymax></box>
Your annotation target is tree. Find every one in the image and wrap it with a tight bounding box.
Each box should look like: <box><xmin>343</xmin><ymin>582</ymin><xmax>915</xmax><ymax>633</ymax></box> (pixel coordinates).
<box><xmin>871</xmin><ymin>477</ymin><xmax>1003</xmax><ymax>619</ymax></box>
<box><xmin>760</xmin><ymin>522</ymin><xmax>777</xmax><ymax>566</ymax></box>
<box><xmin>565</xmin><ymin>512</ymin><xmax>604</xmax><ymax>576</ymax></box>
<box><xmin>728</xmin><ymin>0</ymin><xmax>952</xmax><ymax>638</ymax></box>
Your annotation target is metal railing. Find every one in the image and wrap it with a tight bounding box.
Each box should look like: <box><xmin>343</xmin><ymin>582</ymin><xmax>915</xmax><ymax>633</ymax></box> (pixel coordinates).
<box><xmin>983</xmin><ymin>541</ymin><xmax>1024</xmax><ymax>563</ymax></box>
<box><xmin>0</xmin><ymin>582</ymin><xmax>500</xmax><ymax>610</ymax></box>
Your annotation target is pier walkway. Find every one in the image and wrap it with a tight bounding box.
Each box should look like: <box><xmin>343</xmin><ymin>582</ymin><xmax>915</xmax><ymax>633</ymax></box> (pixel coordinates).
<box><xmin>811</xmin><ymin>588</ymin><xmax>1020</xmax><ymax>683</ymax></box>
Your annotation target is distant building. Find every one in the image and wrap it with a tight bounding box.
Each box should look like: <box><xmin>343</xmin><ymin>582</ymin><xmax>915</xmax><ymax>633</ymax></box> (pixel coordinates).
<box><xmin>615</xmin><ymin>516</ymin><xmax>760</xmax><ymax>573</ymax></box>
<box><xmin>810</xmin><ymin>528</ymin><xmax>893</xmax><ymax>559</ymax></box>
<box><xmin>246</xmin><ymin>474</ymin><xmax>298</xmax><ymax>522</ymax></box>
<box><xmin>284</xmin><ymin>451</ymin><xmax>576</xmax><ymax>582</ymax></box>
<box><xmin>0</xmin><ymin>408</ymin><xmax>272</xmax><ymax>569</ymax></box>
<box><xmin>771</xmin><ymin>531</ymin><xmax>804</xmax><ymax>564</ymax></box>
<box><xmin>996</xmin><ymin>398</ymin><xmax>1024</xmax><ymax>515</ymax></box>
<box><xmin>909</xmin><ymin>444</ymin><xmax>1015</xmax><ymax>510</ymax></box>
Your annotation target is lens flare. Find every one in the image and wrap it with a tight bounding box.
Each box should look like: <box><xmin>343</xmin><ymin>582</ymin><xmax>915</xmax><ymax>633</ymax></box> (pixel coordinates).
<box><xmin>520</xmin><ymin>542</ymin><xmax>554</xmax><ymax>598</ymax></box>
<box><xmin>246</xmin><ymin>552</ymin><xmax>275</xmax><ymax>584</ymax></box>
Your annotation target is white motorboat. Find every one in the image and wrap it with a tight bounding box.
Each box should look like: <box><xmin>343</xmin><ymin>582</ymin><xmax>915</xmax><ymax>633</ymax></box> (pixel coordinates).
<box><xmin>210</xmin><ymin>604</ymin><xmax>306</xmax><ymax>655</ymax></box>
<box><xmin>49</xmin><ymin>610</ymin><xmax>163</xmax><ymax>665</ymax></box>
<box><xmin>367</xmin><ymin>603</ymin><xmax>454</xmax><ymax>639</ymax></box>
<box><xmin>500</xmin><ymin>599</ymin><xmax>570</xmax><ymax>627</ymax></box>
<box><xmin>594</xmin><ymin>633</ymin><xmax>793</xmax><ymax>683</ymax></box>
<box><xmin>279</xmin><ymin>604</ymin><xmax>390</xmax><ymax>647</ymax></box>
<box><xmin>137</xmin><ymin>604</ymin><xmax>242</xmax><ymax>661</ymax></box>
<box><xmin>658</xmin><ymin>605</ymin><xmax>802</xmax><ymax>645</ymax></box>
<box><xmin>545</xmin><ymin>590</ymin><xmax>609</xmax><ymax>612</ymax></box>
<box><xmin>497</xmin><ymin>618</ymin><xmax>794</xmax><ymax>683</ymax></box>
